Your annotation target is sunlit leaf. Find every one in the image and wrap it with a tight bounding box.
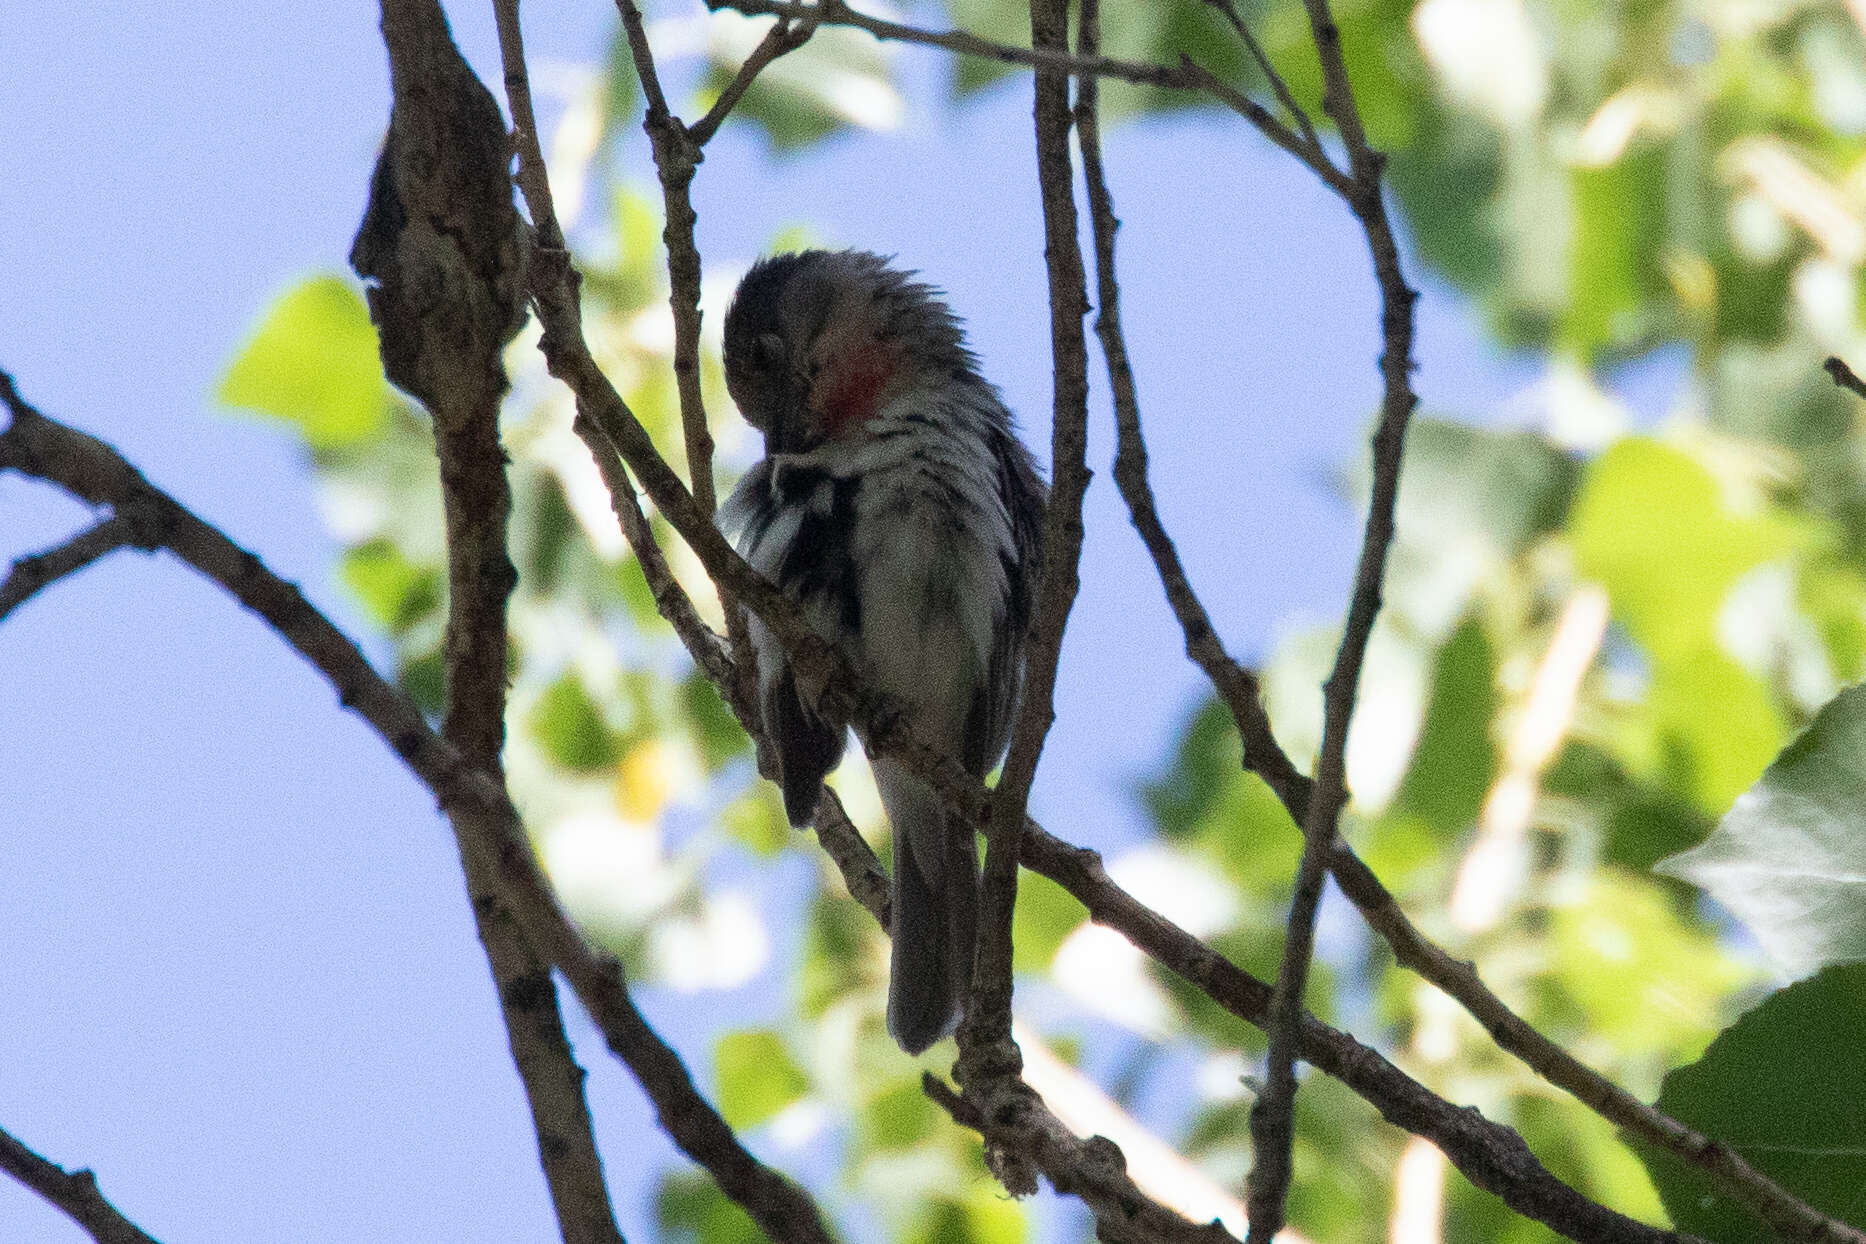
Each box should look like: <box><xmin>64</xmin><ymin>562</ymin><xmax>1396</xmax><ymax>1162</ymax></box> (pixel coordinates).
<box><xmin>1563</xmin><ymin>146</ymin><xmax>1668</xmax><ymax>355</ymax></box>
<box><xmin>714</xmin><ymin>1029</ymin><xmax>809</xmax><ymax>1129</ymax></box>
<box><xmin>700</xmin><ymin>14</ymin><xmax>901</xmax><ymax>149</ymax></box>
<box><xmin>1639</xmin><ymin>965</ymin><xmax>1866</xmax><ymax>1243</ymax></box>
<box><xmin>1658</xmin><ymin>681</ymin><xmax>1866</xmax><ymax>977</ymax></box>
<box><xmin>1390</xmin><ymin>615</ymin><xmax>1498</xmax><ymax>835</ymax></box>
<box><xmin>721</xmin><ymin>787</ymin><xmax>789</xmax><ymax>858</ymax></box>
<box><xmin>339</xmin><ymin>539</ymin><xmax>440</xmax><ymax>635</ymax></box>
<box><xmin>1010</xmin><ymin>869</ymin><xmax>1086</xmax><ymax>973</ymax></box>
<box><xmin>1539</xmin><ymin>870</ymin><xmax>1750</xmax><ymax>1059</ymax></box>
<box><xmin>658</xmin><ymin>1170</ymin><xmax>763</xmax><ymax>1244</ymax></box>
<box><xmin>218</xmin><ymin>276</ymin><xmax>390</xmax><ymax>449</ymax></box>
<box><xmin>1570</xmin><ymin>439</ymin><xmax>1795</xmax><ymax>664</ymax></box>
<box><xmin>529</xmin><ymin>672</ymin><xmax>623</xmax><ymax>773</ymax></box>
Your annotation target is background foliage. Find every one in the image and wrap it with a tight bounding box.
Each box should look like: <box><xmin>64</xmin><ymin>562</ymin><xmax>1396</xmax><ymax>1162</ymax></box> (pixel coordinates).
<box><xmin>211</xmin><ymin>0</ymin><xmax>1866</xmax><ymax>1237</ymax></box>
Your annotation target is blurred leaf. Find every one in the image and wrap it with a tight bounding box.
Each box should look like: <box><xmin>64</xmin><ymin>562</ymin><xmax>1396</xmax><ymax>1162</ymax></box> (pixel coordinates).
<box><xmin>1644</xmin><ymin>646</ymin><xmax>1784</xmax><ymax>815</ymax></box>
<box><xmin>799</xmin><ymin>892</ymin><xmax>875</xmax><ymax>1018</ymax></box>
<box><xmin>1570</xmin><ymin>439</ymin><xmax>1795</xmax><ymax>663</ymax></box>
<box><xmin>1545</xmin><ymin>741</ymin><xmax>1711</xmax><ymax>874</ymax></box>
<box><xmin>1010</xmin><ymin>870</ymin><xmax>1086</xmax><ymax>973</ymax></box>
<box><xmin>1539</xmin><ymin>869</ymin><xmax>1749</xmax><ymax>1059</ymax></box>
<box><xmin>1375</xmin><ymin>419</ymin><xmax>1578</xmax><ymax>637</ymax></box>
<box><xmin>529</xmin><ymin>672</ymin><xmax>623</xmax><ymax>773</ymax></box>
<box><xmin>700</xmin><ymin>16</ymin><xmax>901</xmax><ymax>149</ymax></box>
<box><xmin>1390</xmin><ymin>615</ymin><xmax>1499</xmax><ymax>835</ymax></box>
<box><xmin>1639</xmin><ymin>965</ymin><xmax>1866</xmax><ymax>1243</ymax></box>
<box><xmin>722</xmin><ymin>787</ymin><xmax>790</xmax><ymax>857</ymax></box>
<box><xmin>218</xmin><ymin>276</ymin><xmax>390</xmax><ymax>449</ymax></box>
<box><xmin>339</xmin><ymin>539</ymin><xmax>440</xmax><ymax>635</ymax></box>
<box><xmin>1659</xmin><ymin>680</ymin><xmax>1866</xmax><ymax>977</ymax></box>
<box><xmin>714</xmin><ymin>1029</ymin><xmax>809</xmax><ymax>1129</ymax></box>
<box><xmin>857</xmin><ymin>1076</ymin><xmax>943</xmax><ymax>1151</ymax></box>
<box><xmin>657</xmin><ymin>1170</ymin><xmax>764</xmax><ymax>1244</ymax></box>
<box><xmin>682</xmin><ymin>670</ymin><xmax>751</xmax><ymax>773</ymax></box>
<box><xmin>397</xmin><ymin>647</ymin><xmax>447</xmax><ymax>719</ymax></box>
<box><xmin>616</xmin><ymin>738</ymin><xmax>678</xmax><ymax>821</ymax></box>
<box><xmin>1141</xmin><ymin>697</ymin><xmax>1239</xmax><ymax>833</ymax></box>
<box><xmin>1563</xmin><ymin>146</ymin><xmax>1668</xmax><ymax>355</ymax></box>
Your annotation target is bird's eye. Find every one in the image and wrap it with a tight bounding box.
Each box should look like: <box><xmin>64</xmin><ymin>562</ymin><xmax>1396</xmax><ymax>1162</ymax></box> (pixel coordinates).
<box><xmin>752</xmin><ymin>332</ymin><xmax>786</xmax><ymax>369</ymax></box>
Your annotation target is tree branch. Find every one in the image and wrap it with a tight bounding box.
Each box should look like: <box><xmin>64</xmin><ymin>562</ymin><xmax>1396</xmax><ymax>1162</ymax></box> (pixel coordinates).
<box><xmin>924</xmin><ymin>1075</ymin><xmax>1239</xmax><ymax>1244</ymax></box>
<box><xmin>688</xmin><ymin>11</ymin><xmax>821</xmax><ymax>146</ymax></box>
<box><xmin>0</xmin><ymin>1125</ymin><xmax>162</xmax><ymax>1244</ymax></box>
<box><xmin>0</xmin><ymin>374</ymin><xmax>835</xmax><ymax>1244</ymax></box>
<box><xmin>476</xmin><ymin>5</ymin><xmax>1818</xmax><ymax>1238</ymax></box>
<box><xmin>0</xmin><ymin>513</ymin><xmax>154</xmax><ymax>623</ymax></box>
<box><xmin>1824</xmin><ymin>355</ymin><xmax>1866</xmax><ymax>401</ymax></box>
<box><xmin>1201</xmin><ymin>0</ymin><xmax>1319</xmax><ymax>154</ymax></box>
<box><xmin>354</xmin><ymin>4</ymin><xmax>624</xmax><ymax>1238</ymax></box>
<box><xmin>953</xmin><ymin>0</ymin><xmax>1094</xmax><ymax>1121</ymax></box>
<box><xmin>1246</xmin><ymin>0</ymin><xmax>1421</xmax><ymax>1229</ymax></box>
<box><xmin>708</xmin><ymin>0</ymin><xmax>1350</xmax><ymax>195</ymax></box>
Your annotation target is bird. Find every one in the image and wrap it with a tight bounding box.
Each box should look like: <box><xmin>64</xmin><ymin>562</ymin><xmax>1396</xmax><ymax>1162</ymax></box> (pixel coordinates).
<box><xmin>719</xmin><ymin>250</ymin><xmax>1046</xmax><ymax>1055</ymax></box>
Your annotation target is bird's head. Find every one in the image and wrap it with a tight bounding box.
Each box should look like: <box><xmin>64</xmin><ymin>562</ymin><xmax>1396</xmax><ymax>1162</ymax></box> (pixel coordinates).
<box><xmin>723</xmin><ymin>249</ymin><xmax>974</xmax><ymax>454</ymax></box>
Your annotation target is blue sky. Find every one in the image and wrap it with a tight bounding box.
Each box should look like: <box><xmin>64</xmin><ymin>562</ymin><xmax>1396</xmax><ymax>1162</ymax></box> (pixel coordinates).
<box><xmin>0</xmin><ymin>1</ymin><xmax>1643</xmax><ymax>1240</ymax></box>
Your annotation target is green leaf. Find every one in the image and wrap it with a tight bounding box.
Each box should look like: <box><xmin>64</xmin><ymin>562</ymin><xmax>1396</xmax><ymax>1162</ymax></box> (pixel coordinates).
<box><xmin>1569</xmin><ymin>439</ymin><xmax>1795</xmax><ymax>663</ymax></box>
<box><xmin>1140</xmin><ymin>697</ymin><xmax>1239</xmax><ymax>834</ymax></box>
<box><xmin>1390</xmin><ymin>615</ymin><xmax>1499</xmax><ymax>835</ymax></box>
<box><xmin>339</xmin><ymin>539</ymin><xmax>440</xmax><ymax>635</ymax></box>
<box><xmin>1562</xmin><ymin>146</ymin><xmax>1668</xmax><ymax>356</ymax></box>
<box><xmin>527</xmin><ymin>672</ymin><xmax>622</xmax><ymax>773</ymax></box>
<box><xmin>1658</xmin><ymin>681</ymin><xmax>1866</xmax><ymax>976</ymax></box>
<box><xmin>1540</xmin><ymin>870</ymin><xmax>1750</xmax><ymax>1059</ymax></box>
<box><xmin>1644</xmin><ymin>646</ymin><xmax>1784</xmax><ymax>816</ymax></box>
<box><xmin>657</xmin><ymin>1170</ymin><xmax>764</xmax><ymax>1244</ymax></box>
<box><xmin>1374</xmin><ymin>418</ymin><xmax>1578</xmax><ymax>637</ymax></box>
<box><xmin>1010</xmin><ymin>869</ymin><xmax>1086</xmax><ymax>973</ymax></box>
<box><xmin>721</xmin><ymin>787</ymin><xmax>790</xmax><ymax>858</ymax></box>
<box><xmin>217</xmin><ymin>276</ymin><xmax>389</xmax><ymax>449</ymax></box>
<box><xmin>714</xmin><ymin>1029</ymin><xmax>809</xmax><ymax>1130</ymax></box>
<box><xmin>681</xmin><ymin>670</ymin><xmax>751</xmax><ymax>773</ymax></box>
<box><xmin>1639</xmin><ymin>965</ymin><xmax>1866</xmax><ymax>1243</ymax></box>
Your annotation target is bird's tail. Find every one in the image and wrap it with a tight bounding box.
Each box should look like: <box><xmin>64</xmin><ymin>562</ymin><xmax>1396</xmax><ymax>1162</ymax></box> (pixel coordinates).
<box><xmin>875</xmin><ymin>758</ymin><xmax>977</xmax><ymax>1055</ymax></box>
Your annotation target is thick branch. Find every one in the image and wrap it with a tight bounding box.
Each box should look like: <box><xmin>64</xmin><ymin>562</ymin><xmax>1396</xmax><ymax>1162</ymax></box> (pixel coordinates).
<box><xmin>0</xmin><ymin>1126</ymin><xmax>162</xmax><ymax>1244</ymax></box>
<box><xmin>355</xmin><ymin>4</ymin><xmax>622</xmax><ymax>1238</ymax></box>
<box><xmin>0</xmin><ymin>376</ymin><xmax>835</xmax><ymax>1244</ymax></box>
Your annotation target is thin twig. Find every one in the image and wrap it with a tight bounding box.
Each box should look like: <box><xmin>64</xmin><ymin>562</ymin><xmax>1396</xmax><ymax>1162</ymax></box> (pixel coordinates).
<box><xmin>709</xmin><ymin>0</ymin><xmax>1350</xmax><ymax>195</ymax></box>
<box><xmin>0</xmin><ymin>1125</ymin><xmax>162</xmax><ymax>1244</ymax></box>
<box><xmin>1012</xmin><ymin>827</ymin><xmax>1698</xmax><ymax>1244</ymax></box>
<box><xmin>0</xmin><ymin>513</ymin><xmax>152</xmax><ymax>623</ymax></box>
<box><xmin>688</xmin><ymin>12</ymin><xmax>821</xmax><ymax>146</ymax></box>
<box><xmin>0</xmin><ymin>374</ymin><xmax>836</xmax><ymax>1244</ymax></box>
<box><xmin>1244</xmin><ymin>0</ymin><xmax>1421</xmax><ymax>1226</ymax></box>
<box><xmin>955</xmin><ymin>0</ymin><xmax>1093</xmax><ymax>1109</ymax></box>
<box><xmin>1824</xmin><ymin>355</ymin><xmax>1866</xmax><ymax>401</ymax></box>
<box><xmin>1201</xmin><ymin>0</ymin><xmax>1320</xmax><ymax>153</ymax></box>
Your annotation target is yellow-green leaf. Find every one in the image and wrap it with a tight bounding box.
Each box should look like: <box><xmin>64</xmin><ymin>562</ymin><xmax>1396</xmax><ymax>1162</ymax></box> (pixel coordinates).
<box><xmin>218</xmin><ymin>276</ymin><xmax>389</xmax><ymax>449</ymax></box>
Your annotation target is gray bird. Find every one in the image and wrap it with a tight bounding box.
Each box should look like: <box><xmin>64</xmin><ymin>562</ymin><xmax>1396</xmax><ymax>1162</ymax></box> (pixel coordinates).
<box><xmin>719</xmin><ymin>250</ymin><xmax>1046</xmax><ymax>1054</ymax></box>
